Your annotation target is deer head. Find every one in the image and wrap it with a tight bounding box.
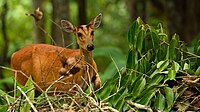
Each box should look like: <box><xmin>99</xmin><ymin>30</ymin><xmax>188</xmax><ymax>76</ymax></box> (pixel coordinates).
<box><xmin>61</xmin><ymin>13</ymin><xmax>102</xmax><ymax>51</ymax></box>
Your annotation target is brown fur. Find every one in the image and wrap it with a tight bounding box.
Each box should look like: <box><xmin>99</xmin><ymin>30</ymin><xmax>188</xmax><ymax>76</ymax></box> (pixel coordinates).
<box><xmin>10</xmin><ymin>13</ymin><xmax>102</xmax><ymax>94</ymax></box>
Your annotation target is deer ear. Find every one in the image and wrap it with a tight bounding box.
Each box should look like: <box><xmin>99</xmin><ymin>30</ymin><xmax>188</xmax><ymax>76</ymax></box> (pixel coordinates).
<box><xmin>61</xmin><ymin>20</ymin><xmax>76</xmax><ymax>33</ymax></box>
<box><xmin>89</xmin><ymin>13</ymin><xmax>102</xmax><ymax>28</ymax></box>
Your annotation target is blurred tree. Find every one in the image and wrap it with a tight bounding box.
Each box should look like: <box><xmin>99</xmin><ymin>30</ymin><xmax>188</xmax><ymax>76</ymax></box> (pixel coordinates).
<box><xmin>0</xmin><ymin>1</ymin><xmax>9</xmax><ymax>66</ymax></box>
<box><xmin>126</xmin><ymin>0</ymin><xmax>146</xmax><ymax>22</ymax></box>
<box><xmin>78</xmin><ymin>0</ymin><xmax>87</xmax><ymax>25</ymax></box>
<box><xmin>51</xmin><ymin>0</ymin><xmax>71</xmax><ymax>47</ymax></box>
<box><xmin>0</xmin><ymin>0</ymin><xmax>10</xmax><ymax>89</ymax></box>
<box><xmin>32</xmin><ymin>0</ymin><xmax>45</xmax><ymax>43</ymax></box>
<box><xmin>165</xmin><ymin>0</ymin><xmax>200</xmax><ymax>45</ymax></box>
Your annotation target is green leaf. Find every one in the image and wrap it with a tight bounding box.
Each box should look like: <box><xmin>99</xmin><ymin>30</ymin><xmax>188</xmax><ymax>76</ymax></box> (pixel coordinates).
<box><xmin>151</xmin><ymin>31</ymin><xmax>160</xmax><ymax>51</ymax></box>
<box><xmin>168</xmin><ymin>69</ymin><xmax>176</xmax><ymax>80</ymax></box>
<box><xmin>136</xmin><ymin>27</ymin><xmax>145</xmax><ymax>53</ymax></box>
<box><xmin>126</xmin><ymin>50</ymin><xmax>138</xmax><ymax>69</ymax></box>
<box><xmin>172</xmin><ymin>61</ymin><xmax>180</xmax><ymax>72</ymax></box>
<box><xmin>21</xmin><ymin>76</ymin><xmax>35</xmax><ymax>112</ymax></box>
<box><xmin>128</xmin><ymin>21</ymin><xmax>139</xmax><ymax>48</ymax></box>
<box><xmin>157</xmin><ymin>60</ymin><xmax>169</xmax><ymax>72</ymax></box>
<box><xmin>183</xmin><ymin>62</ymin><xmax>189</xmax><ymax>70</ymax></box>
<box><xmin>154</xmin><ymin>93</ymin><xmax>165</xmax><ymax>111</ymax></box>
<box><xmin>164</xmin><ymin>87</ymin><xmax>174</xmax><ymax>109</ymax></box>
<box><xmin>169</xmin><ymin>34</ymin><xmax>178</xmax><ymax>60</ymax></box>
<box><xmin>150</xmin><ymin>60</ymin><xmax>169</xmax><ymax>78</ymax></box>
<box><xmin>131</xmin><ymin>76</ymin><xmax>146</xmax><ymax>99</ymax></box>
<box><xmin>149</xmin><ymin>74</ymin><xmax>164</xmax><ymax>85</ymax></box>
<box><xmin>0</xmin><ymin>89</ymin><xmax>14</xmax><ymax>103</ymax></box>
<box><xmin>136</xmin><ymin>17</ymin><xmax>143</xmax><ymax>25</ymax></box>
<box><xmin>137</xmin><ymin>88</ymin><xmax>157</xmax><ymax>105</ymax></box>
<box><xmin>195</xmin><ymin>66</ymin><xmax>200</xmax><ymax>76</ymax></box>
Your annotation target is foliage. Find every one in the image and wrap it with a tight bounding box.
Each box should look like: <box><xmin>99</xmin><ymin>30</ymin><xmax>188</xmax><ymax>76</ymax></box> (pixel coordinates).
<box><xmin>0</xmin><ymin>76</ymin><xmax>35</xmax><ymax>112</ymax></box>
<box><xmin>97</xmin><ymin>17</ymin><xmax>200</xmax><ymax>111</ymax></box>
<box><xmin>0</xmin><ymin>75</ymin><xmax>117</xmax><ymax>112</ymax></box>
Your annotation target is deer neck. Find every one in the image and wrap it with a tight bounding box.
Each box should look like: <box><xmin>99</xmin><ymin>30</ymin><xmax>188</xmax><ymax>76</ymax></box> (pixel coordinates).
<box><xmin>80</xmin><ymin>48</ymin><xmax>93</xmax><ymax>65</ymax></box>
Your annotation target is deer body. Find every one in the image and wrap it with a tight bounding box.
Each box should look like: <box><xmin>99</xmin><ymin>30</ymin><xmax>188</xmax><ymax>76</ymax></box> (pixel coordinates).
<box><xmin>11</xmin><ymin>14</ymin><xmax>102</xmax><ymax>93</ymax></box>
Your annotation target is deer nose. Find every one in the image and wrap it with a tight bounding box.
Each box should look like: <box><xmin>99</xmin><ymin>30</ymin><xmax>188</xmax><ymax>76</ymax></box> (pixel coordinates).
<box><xmin>87</xmin><ymin>44</ymin><xmax>94</xmax><ymax>51</ymax></box>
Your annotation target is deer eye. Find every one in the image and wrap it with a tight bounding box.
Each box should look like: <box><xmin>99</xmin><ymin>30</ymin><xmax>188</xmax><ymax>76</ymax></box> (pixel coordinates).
<box><xmin>91</xmin><ymin>31</ymin><xmax>94</xmax><ymax>36</ymax></box>
<box><xmin>77</xmin><ymin>33</ymin><xmax>82</xmax><ymax>37</ymax></box>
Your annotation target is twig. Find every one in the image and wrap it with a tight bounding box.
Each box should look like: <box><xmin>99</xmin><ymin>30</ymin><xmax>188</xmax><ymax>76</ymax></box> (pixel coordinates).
<box><xmin>17</xmin><ymin>86</ymin><xmax>38</xmax><ymax>112</ymax></box>
<box><xmin>127</xmin><ymin>100</ymin><xmax>153</xmax><ymax>112</ymax></box>
<box><xmin>36</xmin><ymin>23</ymin><xmax>57</xmax><ymax>45</ymax></box>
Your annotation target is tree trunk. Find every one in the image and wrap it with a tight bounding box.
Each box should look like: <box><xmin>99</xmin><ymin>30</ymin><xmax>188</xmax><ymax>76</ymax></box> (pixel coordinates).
<box><xmin>0</xmin><ymin>0</ymin><xmax>11</xmax><ymax>90</ymax></box>
<box><xmin>165</xmin><ymin>0</ymin><xmax>200</xmax><ymax>45</ymax></box>
<box><xmin>51</xmin><ymin>0</ymin><xmax>71</xmax><ymax>47</ymax></box>
<box><xmin>126</xmin><ymin>0</ymin><xmax>146</xmax><ymax>22</ymax></box>
<box><xmin>32</xmin><ymin>0</ymin><xmax>45</xmax><ymax>43</ymax></box>
<box><xmin>78</xmin><ymin>0</ymin><xmax>87</xmax><ymax>25</ymax></box>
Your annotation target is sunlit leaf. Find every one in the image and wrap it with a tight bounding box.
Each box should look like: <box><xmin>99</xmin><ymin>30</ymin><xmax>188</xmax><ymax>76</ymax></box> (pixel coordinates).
<box><xmin>136</xmin><ymin>88</ymin><xmax>157</xmax><ymax>105</ymax></box>
<box><xmin>149</xmin><ymin>74</ymin><xmax>164</xmax><ymax>85</ymax></box>
<box><xmin>183</xmin><ymin>62</ymin><xmax>189</xmax><ymax>70</ymax></box>
<box><xmin>167</xmin><ymin>69</ymin><xmax>176</xmax><ymax>80</ymax></box>
<box><xmin>164</xmin><ymin>87</ymin><xmax>174</xmax><ymax>109</ymax></box>
<box><xmin>157</xmin><ymin>60</ymin><xmax>169</xmax><ymax>72</ymax></box>
<box><xmin>195</xmin><ymin>66</ymin><xmax>200</xmax><ymax>76</ymax></box>
<box><xmin>131</xmin><ymin>76</ymin><xmax>146</xmax><ymax>99</ymax></box>
<box><xmin>154</xmin><ymin>93</ymin><xmax>165</xmax><ymax>111</ymax></box>
<box><xmin>172</xmin><ymin>61</ymin><xmax>180</xmax><ymax>72</ymax></box>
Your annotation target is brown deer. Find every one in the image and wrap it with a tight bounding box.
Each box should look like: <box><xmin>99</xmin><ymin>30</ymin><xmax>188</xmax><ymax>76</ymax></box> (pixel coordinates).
<box><xmin>10</xmin><ymin>13</ymin><xmax>102</xmax><ymax>94</ymax></box>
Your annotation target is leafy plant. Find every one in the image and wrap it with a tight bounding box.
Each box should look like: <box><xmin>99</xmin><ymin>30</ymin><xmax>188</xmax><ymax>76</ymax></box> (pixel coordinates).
<box><xmin>97</xmin><ymin>17</ymin><xmax>200</xmax><ymax>111</ymax></box>
<box><xmin>0</xmin><ymin>76</ymin><xmax>36</xmax><ymax>112</ymax></box>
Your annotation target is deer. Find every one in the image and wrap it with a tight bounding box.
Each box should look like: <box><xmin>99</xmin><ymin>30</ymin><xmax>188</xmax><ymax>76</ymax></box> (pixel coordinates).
<box><xmin>10</xmin><ymin>13</ymin><xmax>102</xmax><ymax>94</ymax></box>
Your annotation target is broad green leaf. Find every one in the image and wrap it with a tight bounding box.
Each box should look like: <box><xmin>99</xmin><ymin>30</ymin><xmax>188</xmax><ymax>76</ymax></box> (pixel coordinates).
<box><xmin>149</xmin><ymin>74</ymin><xmax>164</xmax><ymax>85</ymax></box>
<box><xmin>169</xmin><ymin>34</ymin><xmax>178</xmax><ymax>60</ymax></box>
<box><xmin>172</xmin><ymin>61</ymin><xmax>180</xmax><ymax>72</ymax></box>
<box><xmin>164</xmin><ymin>87</ymin><xmax>174</xmax><ymax>109</ymax></box>
<box><xmin>131</xmin><ymin>76</ymin><xmax>146</xmax><ymax>99</ymax></box>
<box><xmin>157</xmin><ymin>60</ymin><xmax>169</xmax><ymax>72</ymax></box>
<box><xmin>150</xmin><ymin>31</ymin><xmax>160</xmax><ymax>51</ymax></box>
<box><xmin>137</xmin><ymin>88</ymin><xmax>157</xmax><ymax>105</ymax></box>
<box><xmin>128</xmin><ymin>20</ymin><xmax>140</xmax><ymax>48</ymax></box>
<box><xmin>126</xmin><ymin>50</ymin><xmax>138</xmax><ymax>69</ymax></box>
<box><xmin>157</xmin><ymin>44</ymin><xmax>168</xmax><ymax>61</ymax></box>
<box><xmin>195</xmin><ymin>66</ymin><xmax>200</xmax><ymax>76</ymax></box>
<box><xmin>136</xmin><ymin>27</ymin><xmax>145</xmax><ymax>53</ymax></box>
<box><xmin>168</xmin><ymin>69</ymin><xmax>176</xmax><ymax>80</ymax></box>
<box><xmin>142</xmin><ymin>32</ymin><xmax>153</xmax><ymax>53</ymax></box>
<box><xmin>113</xmin><ymin>87</ymin><xmax>126</xmax><ymax>107</ymax></box>
<box><xmin>150</xmin><ymin>60</ymin><xmax>169</xmax><ymax>78</ymax></box>
<box><xmin>138</xmin><ymin>84</ymin><xmax>159</xmax><ymax>98</ymax></box>
<box><xmin>154</xmin><ymin>93</ymin><xmax>165</xmax><ymax>111</ymax></box>
<box><xmin>114</xmin><ymin>88</ymin><xmax>128</xmax><ymax>111</ymax></box>
<box><xmin>183</xmin><ymin>62</ymin><xmax>189</xmax><ymax>70</ymax></box>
